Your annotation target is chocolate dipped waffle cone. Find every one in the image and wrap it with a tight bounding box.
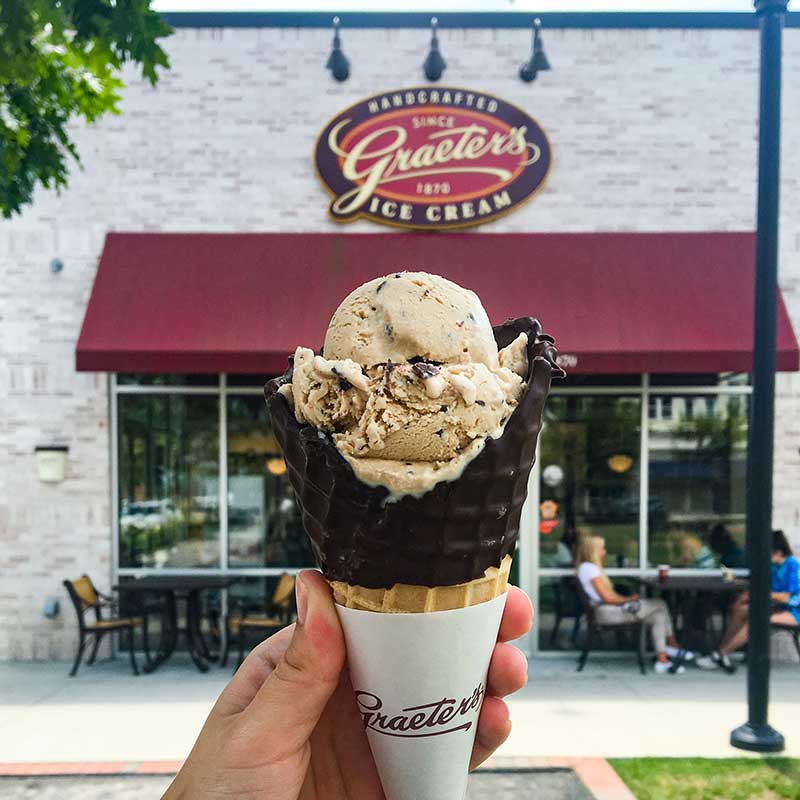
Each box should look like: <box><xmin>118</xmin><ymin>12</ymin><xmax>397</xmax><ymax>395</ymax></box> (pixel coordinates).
<box><xmin>264</xmin><ymin>317</ymin><xmax>562</xmax><ymax>595</ymax></box>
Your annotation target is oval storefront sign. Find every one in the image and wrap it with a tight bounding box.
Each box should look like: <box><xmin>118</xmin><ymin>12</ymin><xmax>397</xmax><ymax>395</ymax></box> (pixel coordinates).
<box><xmin>315</xmin><ymin>87</ymin><xmax>551</xmax><ymax>230</ymax></box>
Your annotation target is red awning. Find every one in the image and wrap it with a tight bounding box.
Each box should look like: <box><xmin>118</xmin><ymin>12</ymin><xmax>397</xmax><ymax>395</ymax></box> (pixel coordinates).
<box><xmin>76</xmin><ymin>231</ymin><xmax>799</xmax><ymax>374</ymax></box>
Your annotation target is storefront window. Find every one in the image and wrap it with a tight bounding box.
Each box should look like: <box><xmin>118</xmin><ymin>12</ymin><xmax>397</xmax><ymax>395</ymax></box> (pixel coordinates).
<box><xmin>118</xmin><ymin>394</ymin><xmax>220</xmax><ymax>568</ymax></box>
<box><xmin>647</xmin><ymin>395</ymin><xmax>748</xmax><ymax>568</ymax></box>
<box><xmin>227</xmin><ymin>396</ymin><xmax>313</xmax><ymax>568</ymax></box>
<box><xmin>539</xmin><ymin>396</ymin><xmax>641</xmax><ymax>569</ymax></box>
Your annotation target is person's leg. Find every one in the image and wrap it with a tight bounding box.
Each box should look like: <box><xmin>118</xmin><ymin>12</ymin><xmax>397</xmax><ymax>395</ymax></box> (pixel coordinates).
<box><xmin>770</xmin><ymin>611</ymin><xmax>798</xmax><ymax>626</ymax></box>
<box><xmin>635</xmin><ymin>600</ymin><xmax>669</xmax><ymax>661</ymax></box>
<box><xmin>719</xmin><ymin>602</ymin><xmax>748</xmax><ymax>652</ymax></box>
<box><xmin>651</xmin><ymin>598</ymin><xmax>678</xmax><ymax>647</ymax></box>
<box><xmin>720</xmin><ymin>620</ymin><xmax>748</xmax><ymax>655</ymax></box>
<box><xmin>595</xmin><ymin>605</ymin><xmax>627</xmax><ymax>626</ymax></box>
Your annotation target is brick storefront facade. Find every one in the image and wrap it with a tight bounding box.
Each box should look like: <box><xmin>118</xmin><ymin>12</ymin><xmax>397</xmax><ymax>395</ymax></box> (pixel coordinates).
<box><xmin>1</xmin><ymin>24</ymin><xmax>798</xmax><ymax>660</ymax></box>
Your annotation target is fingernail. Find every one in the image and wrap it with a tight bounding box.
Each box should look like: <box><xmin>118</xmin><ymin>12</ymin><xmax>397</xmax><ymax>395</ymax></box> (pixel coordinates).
<box><xmin>519</xmin><ymin>648</ymin><xmax>529</xmax><ymax>682</ymax></box>
<box><xmin>296</xmin><ymin>573</ymin><xmax>308</xmax><ymax>625</ymax></box>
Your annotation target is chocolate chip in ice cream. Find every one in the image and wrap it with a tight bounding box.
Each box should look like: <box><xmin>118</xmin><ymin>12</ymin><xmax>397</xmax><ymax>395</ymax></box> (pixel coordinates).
<box><xmin>412</xmin><ymin>362</ymin><xmax>440</xmax><ymax>380</ymax></box>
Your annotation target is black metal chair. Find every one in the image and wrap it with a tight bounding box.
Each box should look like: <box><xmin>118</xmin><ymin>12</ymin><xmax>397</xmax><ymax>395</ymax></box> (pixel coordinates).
<box><xmin>63</xmin><ymin>575</ymin><xmax>146</xmax><ymax>677</ymax></box>
<box><xmin>771</xmin><ymin>618</ymin><xmax>800</xmax><ymax>662</ymax></box>
<box><xmin>549</xmin><ymin>576</ymin><xmax>582</xmax><ymax>647</ymax></box>
<box><xmin>222</xmin><ymin>574</ymin><xmax>297</xmax><ymax>668</ymax></box>
<box><xmin>574</xmin><ymin>577</ymin><xmax>646</xmax><ymax>675</ymax></box>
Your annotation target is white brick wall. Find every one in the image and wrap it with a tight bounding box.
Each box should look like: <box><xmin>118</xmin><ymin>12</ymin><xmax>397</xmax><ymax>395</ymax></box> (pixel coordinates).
<box><xmin>1</xmin><ymin>26</ymin><xmax>799</xmax><ymax>659</ymax></box>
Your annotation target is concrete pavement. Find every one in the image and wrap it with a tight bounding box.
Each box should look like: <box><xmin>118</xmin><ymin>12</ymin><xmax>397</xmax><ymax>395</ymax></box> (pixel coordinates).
<box><xmin>0</xmin><ymin>653</ymin><xmax>798</xmax><ymax>763</ymax></box>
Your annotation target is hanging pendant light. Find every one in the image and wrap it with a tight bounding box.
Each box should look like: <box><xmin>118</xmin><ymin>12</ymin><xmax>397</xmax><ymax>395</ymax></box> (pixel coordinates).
<box><xmin>423</xmin><ymin>17</ymin><xmax>446</xmax><ymax>82</ymax></box>
<box><xmin>519</xmin><ymin>18</ymin><xmax>551</xmax><ymax>83</ymax></box>
<box><xmin>326</xmin><ymin>16</ymin><xmax>350</xmax><ymax>82</ymax></box>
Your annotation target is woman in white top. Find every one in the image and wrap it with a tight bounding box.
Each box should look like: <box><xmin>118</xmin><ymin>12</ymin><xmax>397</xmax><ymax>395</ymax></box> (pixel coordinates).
<box><xmin>576</xmin><ymin>535</ymin><xmax>692</xmax><ymax>674</ymax></box>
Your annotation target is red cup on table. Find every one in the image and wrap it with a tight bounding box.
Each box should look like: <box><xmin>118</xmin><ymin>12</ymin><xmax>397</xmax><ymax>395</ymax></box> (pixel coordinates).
<box><xmin>658</xmin><ymin>564</ymin><xmax>670</xmax><ymax>586</ymax></box>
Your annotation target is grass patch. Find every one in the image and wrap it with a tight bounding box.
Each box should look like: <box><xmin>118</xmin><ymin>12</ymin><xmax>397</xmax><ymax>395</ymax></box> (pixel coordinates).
<box><xmin>609</xmin><ymin>758</ymin><xmax>800</xmax><ymax>800</ymax></box>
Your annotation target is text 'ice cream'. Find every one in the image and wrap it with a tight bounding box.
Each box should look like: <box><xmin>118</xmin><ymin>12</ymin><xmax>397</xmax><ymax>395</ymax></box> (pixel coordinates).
<box><xmin>282</xmin><ymin>272</ymin><xmax>530</xmax><ymax>497</ymax></box>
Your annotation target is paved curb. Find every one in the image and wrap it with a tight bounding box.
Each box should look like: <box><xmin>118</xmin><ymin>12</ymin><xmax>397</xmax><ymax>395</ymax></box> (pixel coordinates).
<box><xmin>0</xmin><ymin>762</ymin><xmax>182</xmax><ymax>776</ymax></box>
<box><xmin>0</xmin><ymin>757</ymin><xmax>636</xmax><ymax>799</ymax></box>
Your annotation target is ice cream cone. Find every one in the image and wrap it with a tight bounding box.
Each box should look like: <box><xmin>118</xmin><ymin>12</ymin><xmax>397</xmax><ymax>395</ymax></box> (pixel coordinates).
<box><xmin>263</xmin><ymin>283</ymin><xmax>562</xmax><ymax>800</ymax></box>
<box><xmin>265</xmin><ymin>316</ymin><xmax>562</xmax><ymax>592</ymax></box>
<box><xmin>331</xmin><ymin>555</ymin><xmax>512</xmax><ymax>613</ymax></box>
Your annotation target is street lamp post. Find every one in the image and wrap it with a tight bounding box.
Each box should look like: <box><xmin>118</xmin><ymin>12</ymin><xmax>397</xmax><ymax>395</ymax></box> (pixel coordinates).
<box><xmin>730</xmin><ymin>0</ymin><xmax>789</xmax><ymax>754</ymax></box>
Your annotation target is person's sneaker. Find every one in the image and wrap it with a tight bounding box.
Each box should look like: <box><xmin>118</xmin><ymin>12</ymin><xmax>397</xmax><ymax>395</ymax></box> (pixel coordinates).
<box><xmin>654</xmin><ymin>660</ymin><xmax>685</xmax><ymax>675</ymax></box>
<box><xmin>718</xmin><ymin>652</ymin><xmax>737</xmax><ymax>674</ymax></box>
<box><xmin>696</xmin><ymin>650</ymin><xmax>737</xmax><ymax>673</ymax></box>
<box><xmin>695</xmin><ymin>653</ymin><xmax>719</xmax><ymax>670</ymax></box>
<box><xmin>666</xmin><ymin>645</ymin><xmax>695</xmax><ymax>662</ymax></box>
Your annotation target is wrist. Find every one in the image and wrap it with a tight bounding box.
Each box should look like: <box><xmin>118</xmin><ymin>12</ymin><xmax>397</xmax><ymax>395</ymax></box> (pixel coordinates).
<box><xmin>163</xmin><ymin>765</ymin><xmax>193</xmax><ymax>799</ymax></box>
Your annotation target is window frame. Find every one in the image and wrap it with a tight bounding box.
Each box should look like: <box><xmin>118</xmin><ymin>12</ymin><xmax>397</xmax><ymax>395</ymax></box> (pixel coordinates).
<box><xmin>530</xmin><ymin>373</ymin><xmax>752</xmax><ymax>655</ymax></box>
<box><xmin>110</xmin><ymin>371</ymin><xmax>753</xmax><ymax>657</ymax></box>
<box><xmin>112</xmin><ymin>373</ymin><xmax>309</xmax><ymax>579</ymax></box>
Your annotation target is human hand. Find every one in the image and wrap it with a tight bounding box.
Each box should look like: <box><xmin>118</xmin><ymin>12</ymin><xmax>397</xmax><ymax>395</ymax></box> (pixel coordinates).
<box><xmin>163</xmin><ymin>570</ymin><xmax>532</xmax><ymax>800</ymax></box>
<box><xmin>628</xmin><ymin>593</ymin><xmax>640</xmax><ymax>602</ymax></box>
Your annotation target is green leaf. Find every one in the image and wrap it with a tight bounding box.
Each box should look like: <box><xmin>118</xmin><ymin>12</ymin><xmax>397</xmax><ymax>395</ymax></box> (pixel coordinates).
<box><xmin>0</xmin><ymin>0</ymin><xmax>172</xmax><ymax>217</ymax></box>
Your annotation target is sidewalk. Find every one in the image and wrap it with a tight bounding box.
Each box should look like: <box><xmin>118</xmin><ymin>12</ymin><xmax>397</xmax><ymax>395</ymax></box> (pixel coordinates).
<box><xmin>0</xmin><ymin>654</ymin><xmax>797</xmax><ymax>763</ymax></box>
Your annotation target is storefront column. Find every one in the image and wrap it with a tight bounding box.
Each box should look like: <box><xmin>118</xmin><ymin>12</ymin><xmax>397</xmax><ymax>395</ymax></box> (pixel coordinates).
<box><xmin>518</xmin><ymin>435</ymin><xmax>541</xmax><ymax>657</ymax></box>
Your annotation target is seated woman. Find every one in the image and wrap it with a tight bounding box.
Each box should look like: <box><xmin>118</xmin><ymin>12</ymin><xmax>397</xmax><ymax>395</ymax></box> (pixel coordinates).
<box><xmin>676</xmin><ymin>531</ymin><xmax>716</xmax><ymax>570</ymax></box>
<box><xmin>698</xmin><ymin>529</ymin><xmax>800</xmax><ymax>673</ymax></box>
<box><xmin>576</xmin><ymin>535</ymin><xmax>692</xmax><ymax>674</ymax></box>
<box><xmin>708</xmin><ymin>523</ymin><xmax>746</xmax><ymax>569</ymax></box>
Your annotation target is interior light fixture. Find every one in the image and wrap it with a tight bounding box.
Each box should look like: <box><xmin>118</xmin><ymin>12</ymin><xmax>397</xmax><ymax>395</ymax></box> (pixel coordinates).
<box><xmin>266</xmin><ymin>457</ymin><xmax>287</xmax><ymax>476</ymax></box>
<box><xmin>607</xmin><ymin>454</ymin><xmax>634</xmax><ymax>474</ymax></box>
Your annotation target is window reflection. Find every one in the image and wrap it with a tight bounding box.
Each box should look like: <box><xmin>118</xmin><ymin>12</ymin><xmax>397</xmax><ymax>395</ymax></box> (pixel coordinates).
<box><xmin>227</xmin><ymin>396</ymin><xmax>314</xmax><ymax>568</ymax></box>
<box><xmin>648</xmin><ymin>395</ymin><xmax>748</xmax><ymax>568</ymax></box>
<box><xmin>539</xmin><ymin>396</ymin><xmax>641</xmax><ymax>569</ymax></box>
<box><xmin>118</xmin><ymin>395</ymin><xmax>220</xmax><ymax>568</ymax></box>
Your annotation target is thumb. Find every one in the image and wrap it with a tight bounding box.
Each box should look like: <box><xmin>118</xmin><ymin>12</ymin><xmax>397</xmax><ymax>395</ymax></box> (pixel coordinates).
<box><xmin>240</xmin><ymin>570</ymin><xmax>346</xmax><ymax>760</ymax></box>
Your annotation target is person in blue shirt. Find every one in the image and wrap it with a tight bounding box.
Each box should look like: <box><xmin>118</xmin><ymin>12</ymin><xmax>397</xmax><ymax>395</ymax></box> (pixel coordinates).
<box><xmin>697</xmin><ymin>530</ymin><xmax>800</xmax><ymax>673</ymax></box>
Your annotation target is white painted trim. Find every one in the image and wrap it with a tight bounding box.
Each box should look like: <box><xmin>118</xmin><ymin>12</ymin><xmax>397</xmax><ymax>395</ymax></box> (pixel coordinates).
<box><xmin>224</xmin><ymin>386</ymin><xmax>267</xmax><ymax>395</ymax></box>
<box><xmin>639</xmin><ymin>373</ymin><xmax>650</xmax><ymax>571</ymax></box>
<box><xmin>551</xmin><ymin>386</ymin><xmax>642</xmax><ymax>396</ymax></box>
<box><xmin>218</xmin><ymin>374</ymin><xmax>229</xmax><ymax>655</ymax></box>
<box><xmin>109</xmin><ymin>373</ymin><xmax>120</xmax><ymax>659</ymax></box>
<box><xmin>519</xmin><ymin>436</ymin><xmax>541</xmax><ymax>657</ymax></box>
<box><xmin>647</xmin><ymin>385</ymin><xmax>752</xmax><ymax>395</ymax></box>
<box><xmin>116</xmin><ymin>567</ymin><xmax>308</xmax><ymax>577</ymax></box>
<box><xmin>219</xmin><ymin>373</ymin><xmax>229</xmax><ymax>572</ymax></box>
<box><xmin>110</xmin><ymin>373</ymin><xmax>120</xmax><ymax>591</ymax></box>
<box><xmin>114</xmin><ymin>385</ymin><xmax>221</xmax><ymax>395</ymax></box>
<box><xmin>539</xmin><ymin>567</ymin><xmax>747</xmax><ymax>577</ymax></box>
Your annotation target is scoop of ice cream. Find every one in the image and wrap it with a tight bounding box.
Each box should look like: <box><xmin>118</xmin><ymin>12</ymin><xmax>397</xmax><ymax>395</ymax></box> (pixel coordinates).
<box><xmin>323</xmin><ymin>272</ymin><xmax>499</xmax><ymax>369</ymax></box>
<box><xmin>333</xmin><ymin>360</ymin><xmax>523</xmax><ymax>463</ymax></box>
<box><xmin>287</xmin><ymin>271</ymin><xmax>529</xmax><ymax>497</ymax></box>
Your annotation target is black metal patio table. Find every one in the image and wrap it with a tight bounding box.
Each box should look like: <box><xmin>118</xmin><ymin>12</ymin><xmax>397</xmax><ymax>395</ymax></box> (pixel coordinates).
<box><xmin>641</xmin><ymin>574</ymin><xmax>750</xmax><ymax>653</ymax></box>
<box><xmin>115</xmin><ymin>576</ymin><xmax>240</xmax><ymax>673</ymax></box>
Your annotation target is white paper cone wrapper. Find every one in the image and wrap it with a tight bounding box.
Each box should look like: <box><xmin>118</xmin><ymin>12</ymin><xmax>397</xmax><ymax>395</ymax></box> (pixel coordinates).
<box><xmin>336</xmin><ymin>592</ymin><xmax>508</xmax><ymax>800</ymax></box>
